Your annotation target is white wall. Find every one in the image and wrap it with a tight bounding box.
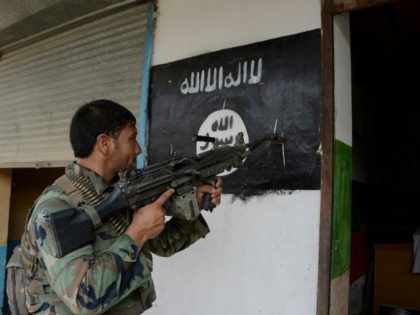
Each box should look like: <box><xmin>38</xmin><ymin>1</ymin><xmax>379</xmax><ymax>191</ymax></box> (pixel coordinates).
<box><xmin>150</xmin><ymin>1</ymin><xmax>322</xmax><ymax>314</ymax></box>
<box><xmin>332</xmin><ymin>12</ymin><xmax>353</xmax><ymax>315</ymax></box>
<box><xmin>152</xmin><ymin>0</ymin><xmax>321</xmax><ymax>66</ymax></box>
<box><xmin>334</xmin><ymin>13</ymin><xmax>352</xmax><ymax>146</ymax></box>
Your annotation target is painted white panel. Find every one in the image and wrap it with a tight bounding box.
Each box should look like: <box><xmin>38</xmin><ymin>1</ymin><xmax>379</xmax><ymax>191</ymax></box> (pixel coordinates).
<box><xmin>334</xmin><ymin>13</ymin><xmax>352</xmax><ymax>146</ymax></box>
<box><xmin>153</xmin><ymin>0</ymin><xmax>321</xmax><ymax>65</ymax></box>
<box><xmin>149</xmin><ymin>192</ymin><xmax>320</xmax><ymax>315</ymax></box>
<box><xmin>330</xmin><ymin>270</ymin><xmax>350</xmax><ymax>315</ymax></box>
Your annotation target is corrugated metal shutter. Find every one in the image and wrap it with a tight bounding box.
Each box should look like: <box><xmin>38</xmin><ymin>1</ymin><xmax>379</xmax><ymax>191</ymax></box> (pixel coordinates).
<box><xmin>0</xmin><ymin>4</ymin><xmax>148</xmax><ymax>168</ymax></box>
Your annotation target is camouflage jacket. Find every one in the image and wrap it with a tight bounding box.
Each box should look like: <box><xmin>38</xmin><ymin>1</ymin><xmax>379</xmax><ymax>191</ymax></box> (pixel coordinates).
<box><xmin>24</xmin><ymin>163</ymin><xmax>210</xmax><ymax>315</ymax></box>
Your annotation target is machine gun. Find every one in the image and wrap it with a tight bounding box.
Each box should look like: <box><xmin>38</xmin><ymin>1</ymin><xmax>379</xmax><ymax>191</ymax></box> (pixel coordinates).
<box><xmin>39</xmin><ymin>132</ymin><xmax>284</xmax><ymax>257</ymax></box>
<box><xmin>114</xmin><ymin>132</ymin><xmax>284</xmax><ymax>220</ymax></box>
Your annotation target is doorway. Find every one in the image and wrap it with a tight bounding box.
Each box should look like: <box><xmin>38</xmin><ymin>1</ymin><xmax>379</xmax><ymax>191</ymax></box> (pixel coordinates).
<box><xmin>350</xmin><ymin>1</ymin><xmax>420</xmax><ymax>314</ymax></box>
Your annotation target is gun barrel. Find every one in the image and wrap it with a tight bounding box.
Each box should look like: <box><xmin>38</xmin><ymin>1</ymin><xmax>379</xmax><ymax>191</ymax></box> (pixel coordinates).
<box><xmin>246</xmin><ymin>133</ymin><xmax>284</xmax><ymax>151</ymax></box>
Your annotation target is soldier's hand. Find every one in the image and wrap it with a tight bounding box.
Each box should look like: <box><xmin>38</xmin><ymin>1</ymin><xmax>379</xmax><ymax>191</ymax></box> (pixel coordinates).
<box><xmin>196</xmin><ymin>177</ymin><xmax>223</xmax><ymax>208</ymax></box>
<box><xmin>125</xmin><ymin>188</ymin><xmax>174</xmax><ymax>246</ymax></box>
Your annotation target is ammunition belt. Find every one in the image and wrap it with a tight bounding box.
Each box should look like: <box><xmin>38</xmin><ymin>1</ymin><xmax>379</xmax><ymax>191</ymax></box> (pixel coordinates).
<box><xmin>21</xmin><ymin>233</ymin><xmax>39</xmax><ymax>272</ymax></box>
<box><xmin>66</xmin><ymin>170</ymin><xmax>130</xmax><ymax>235</ymax></box>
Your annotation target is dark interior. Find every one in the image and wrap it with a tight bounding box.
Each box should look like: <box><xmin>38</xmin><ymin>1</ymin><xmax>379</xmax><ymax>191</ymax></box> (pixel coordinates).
<box><xmin>351</xmin><ymin>0</ymin><xmax>420</xmax><ymax>244</ymax></box>
<box><xmin>350</xmin><ymin>1</ymin><xmax>420</xmax><ymax>314</ymax></box>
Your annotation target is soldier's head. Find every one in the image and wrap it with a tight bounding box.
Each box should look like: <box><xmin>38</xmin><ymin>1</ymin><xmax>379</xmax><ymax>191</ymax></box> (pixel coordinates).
<box><xmin>70</xmin><ymin>99</ymin><xmax>136</xmax><ymax>158</ymax></box>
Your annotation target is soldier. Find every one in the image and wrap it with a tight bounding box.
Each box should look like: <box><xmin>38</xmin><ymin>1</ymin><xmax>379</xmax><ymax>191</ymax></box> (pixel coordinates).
<box><xmin>21</xmin><ymin>99</ymin><xmax>223</xmax><ymax>314</ymax></box>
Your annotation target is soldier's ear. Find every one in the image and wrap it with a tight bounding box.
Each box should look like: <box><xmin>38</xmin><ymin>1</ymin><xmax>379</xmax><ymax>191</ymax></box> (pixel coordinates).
<box><xmin>96</xmin><ymin>133</ymin><xmax>112</xmax><ymax>155</ymax></box>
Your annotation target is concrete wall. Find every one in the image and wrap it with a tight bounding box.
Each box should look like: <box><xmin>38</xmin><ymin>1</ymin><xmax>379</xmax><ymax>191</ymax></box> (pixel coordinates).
<box><xmin>152</xmin><ymin>0</ymin><xmax>321</xmax><ymax>65</ymax></box>
<box><xmin>149</xmin><ymin>1</ymin><xmax>322</xmax><ymax>314</ymax></box>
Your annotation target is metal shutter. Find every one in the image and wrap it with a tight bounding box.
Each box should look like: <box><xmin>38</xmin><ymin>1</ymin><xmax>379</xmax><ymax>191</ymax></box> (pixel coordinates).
<box><xmin>0</xmin><ymin>4</ymin><xmax>148</xmax><ymax>168</ymax></box>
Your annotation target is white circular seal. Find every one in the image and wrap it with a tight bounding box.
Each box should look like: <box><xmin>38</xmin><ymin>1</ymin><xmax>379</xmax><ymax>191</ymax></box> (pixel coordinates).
<box><xmin>196</xmin><ymin>109</ymin><xmax>249</xmax><ymax>176</ymax></box>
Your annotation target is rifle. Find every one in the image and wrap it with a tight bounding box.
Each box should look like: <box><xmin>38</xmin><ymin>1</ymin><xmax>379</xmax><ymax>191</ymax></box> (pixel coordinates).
<box><xmin>39</xmin><ymin>133</ymin><xmax>284</xmax><ymax>257</ymax></box>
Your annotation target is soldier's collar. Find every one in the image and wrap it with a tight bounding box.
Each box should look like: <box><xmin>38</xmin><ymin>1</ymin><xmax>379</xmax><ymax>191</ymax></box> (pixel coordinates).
<box><xmin>66</xmin><ymin>162</ymin><xmax>111</xmax><ymax>194</ymax></box>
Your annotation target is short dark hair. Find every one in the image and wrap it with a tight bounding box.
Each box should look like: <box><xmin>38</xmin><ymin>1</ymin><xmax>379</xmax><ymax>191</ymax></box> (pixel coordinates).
<box><xmin>70</xmin><ymin>99</ymin><xmax>136</xmax><ymax>158</ymax></box>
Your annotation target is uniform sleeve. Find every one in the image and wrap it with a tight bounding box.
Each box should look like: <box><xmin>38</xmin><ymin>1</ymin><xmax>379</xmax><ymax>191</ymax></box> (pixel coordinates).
<box><xmin>146</xmin><ymin>214</ymin><xmax>210</xmax><ymax>257</ymax></box>
<box><xmin>32</xmin><ymin>193</ymin><xmax>151</xmax><ymax>315</ymax></box>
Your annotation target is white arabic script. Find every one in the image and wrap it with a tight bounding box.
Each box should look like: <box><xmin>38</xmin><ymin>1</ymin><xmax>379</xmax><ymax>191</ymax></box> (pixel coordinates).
<box><xmin>180</xmin><ymin>58</ymin><xmax>263</xmax><ymax>95</ymax></box>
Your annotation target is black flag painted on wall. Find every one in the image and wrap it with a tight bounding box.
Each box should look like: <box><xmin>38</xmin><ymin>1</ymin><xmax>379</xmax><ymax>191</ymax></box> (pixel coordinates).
<box><xmin>148</xmin><ymin>29</ymin><xmax>321</xmax><ymax>197</ymax></box>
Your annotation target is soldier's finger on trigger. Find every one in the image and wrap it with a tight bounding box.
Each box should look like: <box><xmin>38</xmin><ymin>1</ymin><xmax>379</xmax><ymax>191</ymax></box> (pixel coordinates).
<box><xmin>157</xmin><ymin>189</ymin><xmax>175</xmax><ymax>206</ymax></box>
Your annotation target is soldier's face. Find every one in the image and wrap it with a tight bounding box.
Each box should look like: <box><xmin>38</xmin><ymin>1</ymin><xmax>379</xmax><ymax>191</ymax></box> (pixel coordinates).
<box><xmin>108</xmin><ymin>123</ymin><xmax>141</xmax><ymax>173</ymax></box>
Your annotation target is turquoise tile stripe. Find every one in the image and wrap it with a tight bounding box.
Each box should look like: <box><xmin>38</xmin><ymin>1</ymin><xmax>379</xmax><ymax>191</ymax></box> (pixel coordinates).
<box><xmin>0</xmin><ymin>244</ymin><xmax>6</xmax><ymax>309</ymax></box>
<box><xmin>137</xmin><ymin>1</ymin><xmax>155</xmax><ymax>169</ymax></box>
<box><xmin>2</xmin><ymin>240</ymin><xmax>21</xmax><ymax>313</ymax></box>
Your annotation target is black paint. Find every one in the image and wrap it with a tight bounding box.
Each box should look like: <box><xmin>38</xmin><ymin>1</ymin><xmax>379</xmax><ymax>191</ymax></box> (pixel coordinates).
<box><xmin>148</xmin><ymin>30</ymin><xmax>321</xmax><ymax>196</ymax></box>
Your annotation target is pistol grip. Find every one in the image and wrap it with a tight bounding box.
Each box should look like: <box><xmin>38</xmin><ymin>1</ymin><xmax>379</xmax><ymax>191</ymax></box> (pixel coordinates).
<box><xmin>202</xmin><ymin>192</ymin><xmax>216</xmax><ymax>211</ymax></box>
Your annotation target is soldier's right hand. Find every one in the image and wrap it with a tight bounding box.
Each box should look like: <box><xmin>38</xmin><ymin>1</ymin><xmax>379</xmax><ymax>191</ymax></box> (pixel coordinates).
<box><xmin>125</xmin><ymin>189</ymin><xmax>175</xmax><ymax>246</ymax></box>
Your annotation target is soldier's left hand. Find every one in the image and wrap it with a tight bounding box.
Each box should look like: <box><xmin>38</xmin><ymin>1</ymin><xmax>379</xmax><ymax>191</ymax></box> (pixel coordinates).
<box><xmin>196</xmin><ymin>177</ymin><xmax>223</xmax><ymax>207</ymax></box>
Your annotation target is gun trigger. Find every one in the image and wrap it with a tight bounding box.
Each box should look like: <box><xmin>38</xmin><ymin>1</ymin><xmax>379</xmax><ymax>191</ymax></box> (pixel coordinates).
<box><xmin>175</xmin><ymin>185</ymin><xmax>194</xmax><ymax>196</ymax></box>
<box><xmin>170</xmin><ymin>177</ymin><xmax>193</xmax><ymax>192</ymax></box>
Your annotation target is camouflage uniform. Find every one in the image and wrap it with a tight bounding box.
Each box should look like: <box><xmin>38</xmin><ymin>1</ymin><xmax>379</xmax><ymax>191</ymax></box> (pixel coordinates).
<box><xmin>24</xmin><ymin>163</ymin><xmax>210</xmax><ymax>315</ymax></box>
